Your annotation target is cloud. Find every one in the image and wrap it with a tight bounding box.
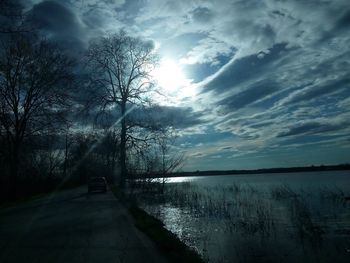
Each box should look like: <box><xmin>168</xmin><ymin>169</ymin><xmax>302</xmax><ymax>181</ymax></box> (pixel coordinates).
<box><xmin>146</xmin><ymin>105</ymin><xmax>206</xmax><ymax>129</ymax></box>
<box><xmin>334</xmin><ymin>9</ymin><xmax>350</xmax><ymax>31</ymax></box>
<box><xmin>29</xmin><ymin>1</ymin><xmax>86</xmax><ymax>52</ymax></box>
<box><xmin>24</xmin><ymin>0</ymin><xmax>129</xmax><ymax>53</ymax></box>
<box><xmin>179</xmin><ymin>37</ymin><xmax>235</xmax><ymax>65</ymax></box>
<box><xmin>15</xmin><ymin>0</ymin><xmax>350</xmax><ymax>169</ymax></box>
<box><xmin>320</xmin><ymin>8</ymin><xmax>350</xmax><ymax>40</ymax></box>
<box><xmin>218</xmin><ymin>80</ymin><xmax>278</xmax><ymax>111</ymax></box>
<box><xmin>200</xmin><ymin>43</ymin><xmax>289</xmax><ymax>94</ymax></box>
<box><xmin>191</xmin><ymin>7</ymin><xmax>213</xmax><ymax>24</ymax></box>
<box><xmin>282</xmin><ymin>78</ymin><xmax>350</xmax><ymax>105</ymax></box>
<box><xmin>78</xmin><ymin>0</ymin><xmax>126</xmax><ymax>32</ymax></box>
<box><xmin>277</xmin><ymin>120</ymin><xmax>350</xmax><ymax>138</ymax></box>
<box><xmin>25</xmin><ymin>1</ymin><xmax>350</xmax><ymax>67</ymax></box>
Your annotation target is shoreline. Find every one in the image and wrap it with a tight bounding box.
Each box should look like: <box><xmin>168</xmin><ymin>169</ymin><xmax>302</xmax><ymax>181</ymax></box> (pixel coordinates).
<box><xmin>143</xmin><ymin>164</ymin><xmax>350</xmax><ymax>178</ymax></box>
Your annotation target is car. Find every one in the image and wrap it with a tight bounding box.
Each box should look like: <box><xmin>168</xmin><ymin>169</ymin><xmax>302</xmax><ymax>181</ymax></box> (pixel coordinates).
<box><xmin>88</xmin><ymin>177</ymin><xmax>107</xmax><ymax>193</ymax></box>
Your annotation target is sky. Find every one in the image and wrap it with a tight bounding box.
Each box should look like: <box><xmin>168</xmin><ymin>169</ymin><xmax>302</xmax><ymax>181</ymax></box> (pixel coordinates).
<box><xmin>19</xmin><ymin>0</ymin><xmax>350</xmax><ymax>171</ymax></box>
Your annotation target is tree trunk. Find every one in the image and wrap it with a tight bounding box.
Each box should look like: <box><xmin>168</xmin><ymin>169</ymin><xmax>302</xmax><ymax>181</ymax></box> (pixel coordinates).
<box><xmin>63</xmin><ymin>132</ymin><xmax>68</xmax><ymax>177</ymax></box>
<box><xmin>9</xmin><ymin>140</ymin><xmax>20</xmax><ymax>199</ymax></box>
<box><xmin>120</xmin><ymin>100</ymin><xmax>127</xmax><ymax>187</ymax></box>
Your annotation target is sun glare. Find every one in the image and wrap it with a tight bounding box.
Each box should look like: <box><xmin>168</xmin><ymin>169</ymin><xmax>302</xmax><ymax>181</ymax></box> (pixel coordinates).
<box><xmin>153</xmin><ymin>59</ymin><xmax>194</xmax><ymax>102</ymax></box>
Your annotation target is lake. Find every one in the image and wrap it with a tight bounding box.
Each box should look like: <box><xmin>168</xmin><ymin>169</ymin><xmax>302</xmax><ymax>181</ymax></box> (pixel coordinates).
<box><xmin>167</xmin><ymin>170</ymin><xmax>350</xmax><ymax>189</ymax></box>
<box><xmin>134</xmin><ymin>171</ymin><xmax>350</xmax><ymax>263</ymax></box>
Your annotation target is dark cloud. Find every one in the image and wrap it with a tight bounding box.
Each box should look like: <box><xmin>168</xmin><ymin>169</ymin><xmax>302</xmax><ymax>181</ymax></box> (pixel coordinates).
<box><xmin>147</xmin><ymin>106</ymin><xmax>205</xmax><ymax>129</ymax></box>
<box><xmin>270</xmin><ymin>10</ymin><xmax>286</xmax><ymax>18</ymax></box>
<box><xmin>218</xmin><ymin>80</ymin><xmax>278</xmax><ymax>110</ymax></box>
<box><xmin>316</xmin><ymin>6</ymin><xmax>350</xmax><ymax>41</ymax></box>
<box><xmin>335</xmin><ymin>9</ymin><xmax>350</xmax><ymax>30</ymax></box>
<box><xmin>73</xmin><ymin>104</ymin><xmax>205</xmax><ymax>131</ymax></box>
<box><xmin>178</xmin><ymin>131</ymin><xmax>233</xmax><ymax>147</ymax></box>
<box><xmin>191</xmin><ymin>7</ymin><xmax>213</xmax><ymax>23</ymax></box>
<box><xmin>221</xmin><ymin>146</ymin><xmax>233</xmax><ymax>150</ymax></box>
<box><xmin>248</xmin><ymin>121</ymin><xmax>275</xmax><ymax>129</ymax></box>
<box><xmin>202</xmin><ymin>43</ymin><xmax>289</xmax><ymax>93</ymax></box>
<box><xmin>286</xmin><ymin>78</ymin><xmax>350</xmax><ymax>105</ymax></box>
<box><xmin>277</xmin><ymin>121</ymin><xmax>348</xmax><ymax>138</ymax></box>
<box><xmin>29</xmin><ymin>1</ymin><xmax>85</xmax><ymax>52</ymax></box>
<box><xmin>31</xmin><ymin>1</ymin><xmax>77</xmax><ymax>32</ymax></box>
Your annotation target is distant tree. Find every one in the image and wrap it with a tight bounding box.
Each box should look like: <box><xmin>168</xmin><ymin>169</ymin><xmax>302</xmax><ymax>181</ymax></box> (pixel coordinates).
<box><xmin>62</xmin><ymin>123</ymin><xmax>74</xmax><ymax>179</ymax></box>
<box><xmin>151</xmin><ymin>128</ymin><xmax>184</xmax><ymax>191</ymax></box>
<box><xmin>0</xmin><ymin>35</ymin><xmax>74</xmax><ymax>197</ymax></box>
<box><xmin>31</xmin><ymin>128</ymin><xmax>64</xmax><ymax>179</ymax></box>
<box><xmin>127</xmin><ymin>126</ymin><xmax>184</xmax><ymax>192</ymax></box>
<box><xmin>157</xmin><ymin>128</ymin><xmax>184</xmax><ymax>176</ymax></box>
<box><xmin>98</xmin><ymin>128</ymin><xmax>120</xmax><ymax>181</ymax></box>
<box><xmin>85</xmin><ymin>31</ymin><xmax>158</xmax><ymax>187</ymax></box>
<box><xmin>68</xmin><ymin>132</ymin><xmax>97</xmax><ymax>183</ymax></box>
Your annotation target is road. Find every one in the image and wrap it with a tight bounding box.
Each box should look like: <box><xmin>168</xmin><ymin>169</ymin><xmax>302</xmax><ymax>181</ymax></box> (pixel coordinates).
<box><xmin>0</xmin><ymin>186</ymin><xmax>168</xmax><ymax>263</ymax></box>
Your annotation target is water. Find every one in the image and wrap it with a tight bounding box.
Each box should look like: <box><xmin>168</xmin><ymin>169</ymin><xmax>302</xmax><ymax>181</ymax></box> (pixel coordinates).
<box><xmin>167</xmin><ymin>171</ymin><xmax>350</xmax><ymax>189</ymax></box>
<box><xmin>135</xmin><ymin>171</ymin><xmax>350</xmax><ymax>263</ymax></box>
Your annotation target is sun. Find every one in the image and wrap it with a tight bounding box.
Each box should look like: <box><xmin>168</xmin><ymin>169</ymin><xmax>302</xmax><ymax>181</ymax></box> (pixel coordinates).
<box><xmin>153</xmin><ymin>58</ymin><xmax>194</xmax><ymax>101</ymax></box>
<box><xmin>154</xmin><ymin>59</ymin><xmax>187</xmax><ymax>92</ymax></box>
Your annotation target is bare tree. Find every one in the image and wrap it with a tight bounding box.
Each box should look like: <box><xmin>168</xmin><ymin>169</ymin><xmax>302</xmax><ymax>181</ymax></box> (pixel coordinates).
<box><xmin>85</xmin><ymin>31</ymin><xmax>158</xmax><ymax>187</ymax></box>
<box><xmin>158</xmin><ymin>130</ymin><xmax>184</xmax><ymax>174</ymax></box>
<box><xmin>126</xmin><ymin>126</ymin><xmax>184</xmax><ymax>193</ymax></box>
<box><xmin>31</xmin><ymin>129</ymin><xmax>64</xmax><ymax>179</ymax></box>
<box><xmin>0</xmin><ymin>35</ymin><xmax>74</xmax><ymax>197</ymax></box>
<box><xmin>155</xmin><ymin>128</ymin><xmax>184</xmax><ymax>191</ymax></box>
<box><xmin>99</xmin><ymin>128</ymin><xmax>120</xmax><ymax>181</ymax></box>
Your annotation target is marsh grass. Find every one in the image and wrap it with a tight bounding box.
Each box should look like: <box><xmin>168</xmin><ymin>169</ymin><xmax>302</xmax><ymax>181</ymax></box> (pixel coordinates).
<box><xmin>270</xmin><ymin>184</ymin><xmax>298</xmax><ymax>200</ymax></box>
<box><xmin>289</xmin><ymin>196</ymin><xmax>325</xmax><ymax>243</ymax></box>
<box><xmin>131</xmin><ymin>180</ymin><xmax>349</xmax><ymax>263</ymax></box>
<box><xmin>319</xmin><ymin>186</ymin><xmax>346</xmax><ymax>205</ymax></box>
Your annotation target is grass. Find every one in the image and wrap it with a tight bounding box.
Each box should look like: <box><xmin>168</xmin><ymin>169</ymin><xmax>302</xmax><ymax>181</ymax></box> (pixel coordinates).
<box><xmin>129</xmin><ymin>180</ymin><xmax>350</xmax><ymax>263</ymax></box>
<box><xmin>270</xmin><ymin>184</ymin><xmax>298</xmax><ymax>200</ymax></box>
<box><xmin>109</xmin><ymin>184</ymin><xmax>204</xmax><ymax>263</ymax></box>
<box><xmin>130</xmin><ymin>205</ymin><xmax>204</xmax><ymax>263</ymax></box>
<box><xmin>134</xmin><ymin>182</ymin><xmax>277</xmax><ymax>237</ymax></box>
<box><xmin>319</xmin><ymin>186</ymin><xmax>346</xmax><ymax>204</ymax></box>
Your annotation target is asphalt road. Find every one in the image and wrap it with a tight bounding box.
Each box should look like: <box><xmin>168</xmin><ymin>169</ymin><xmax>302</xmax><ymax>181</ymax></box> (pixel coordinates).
<box><xmin>0</xmin><ymin>186</ymin><xmax>168</xmax><ymax>263</ymax></box>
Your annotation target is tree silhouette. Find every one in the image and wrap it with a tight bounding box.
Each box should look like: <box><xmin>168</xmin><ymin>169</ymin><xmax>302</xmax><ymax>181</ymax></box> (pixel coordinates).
<box><xmin>0</xmin><ymin>35</ymin><xmax>74</xmax><ymax>197</ymax></box>
<box><xmin>85</xmin><ymin>31</ymin><xmax>158</xmax><ymax>187</ymax></box>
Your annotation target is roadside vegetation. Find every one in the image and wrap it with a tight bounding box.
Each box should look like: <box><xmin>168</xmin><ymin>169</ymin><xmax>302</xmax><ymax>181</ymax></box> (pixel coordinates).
<box><xmin>110</xmin><ymin>184</ymin><xmax>204</xmax><ymax>263</ymax></box>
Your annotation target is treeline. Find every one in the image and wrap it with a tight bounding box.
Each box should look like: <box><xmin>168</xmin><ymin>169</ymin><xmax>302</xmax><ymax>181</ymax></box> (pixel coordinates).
<box><xmin>170</xmin><ymin>164</ymin><xmax>350</xmax><ymax>178</ymax></box>
<box><xmin>0</xmin><ymin>1</ymin><xmax>183</xmax><ymax>202</ymax></box>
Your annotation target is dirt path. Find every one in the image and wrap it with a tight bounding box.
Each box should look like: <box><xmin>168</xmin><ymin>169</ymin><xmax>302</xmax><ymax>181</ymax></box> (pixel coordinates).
<box><xmin>0</xmin><ymin>186</ymin><xmax>168</xmax><ymax>263</ymax></box>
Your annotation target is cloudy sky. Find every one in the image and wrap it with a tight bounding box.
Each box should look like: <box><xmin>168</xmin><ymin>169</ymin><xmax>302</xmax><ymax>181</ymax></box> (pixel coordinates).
<box><xmin>21</xmin><ymin>0</ymin><xmax>350</xmax><ymax>170</ymax></box>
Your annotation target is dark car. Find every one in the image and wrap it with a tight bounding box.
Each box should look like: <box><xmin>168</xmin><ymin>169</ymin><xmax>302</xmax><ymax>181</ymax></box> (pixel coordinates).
<box><xmin>88</xmin><ymin>177</ymin><xmax>107</xmax><ymax>193</ymax></box>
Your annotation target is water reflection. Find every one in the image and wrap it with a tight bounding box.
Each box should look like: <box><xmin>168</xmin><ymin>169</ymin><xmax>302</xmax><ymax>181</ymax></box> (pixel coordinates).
<box><xmin>137</xmin><ymin>171</ymin><xmax>350</xmax><ymax>263</ymax></box>
<box><xmin>166</xmin><ymin>176</ymin><xmax>199</xmax><ymax>183</ymax></box>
